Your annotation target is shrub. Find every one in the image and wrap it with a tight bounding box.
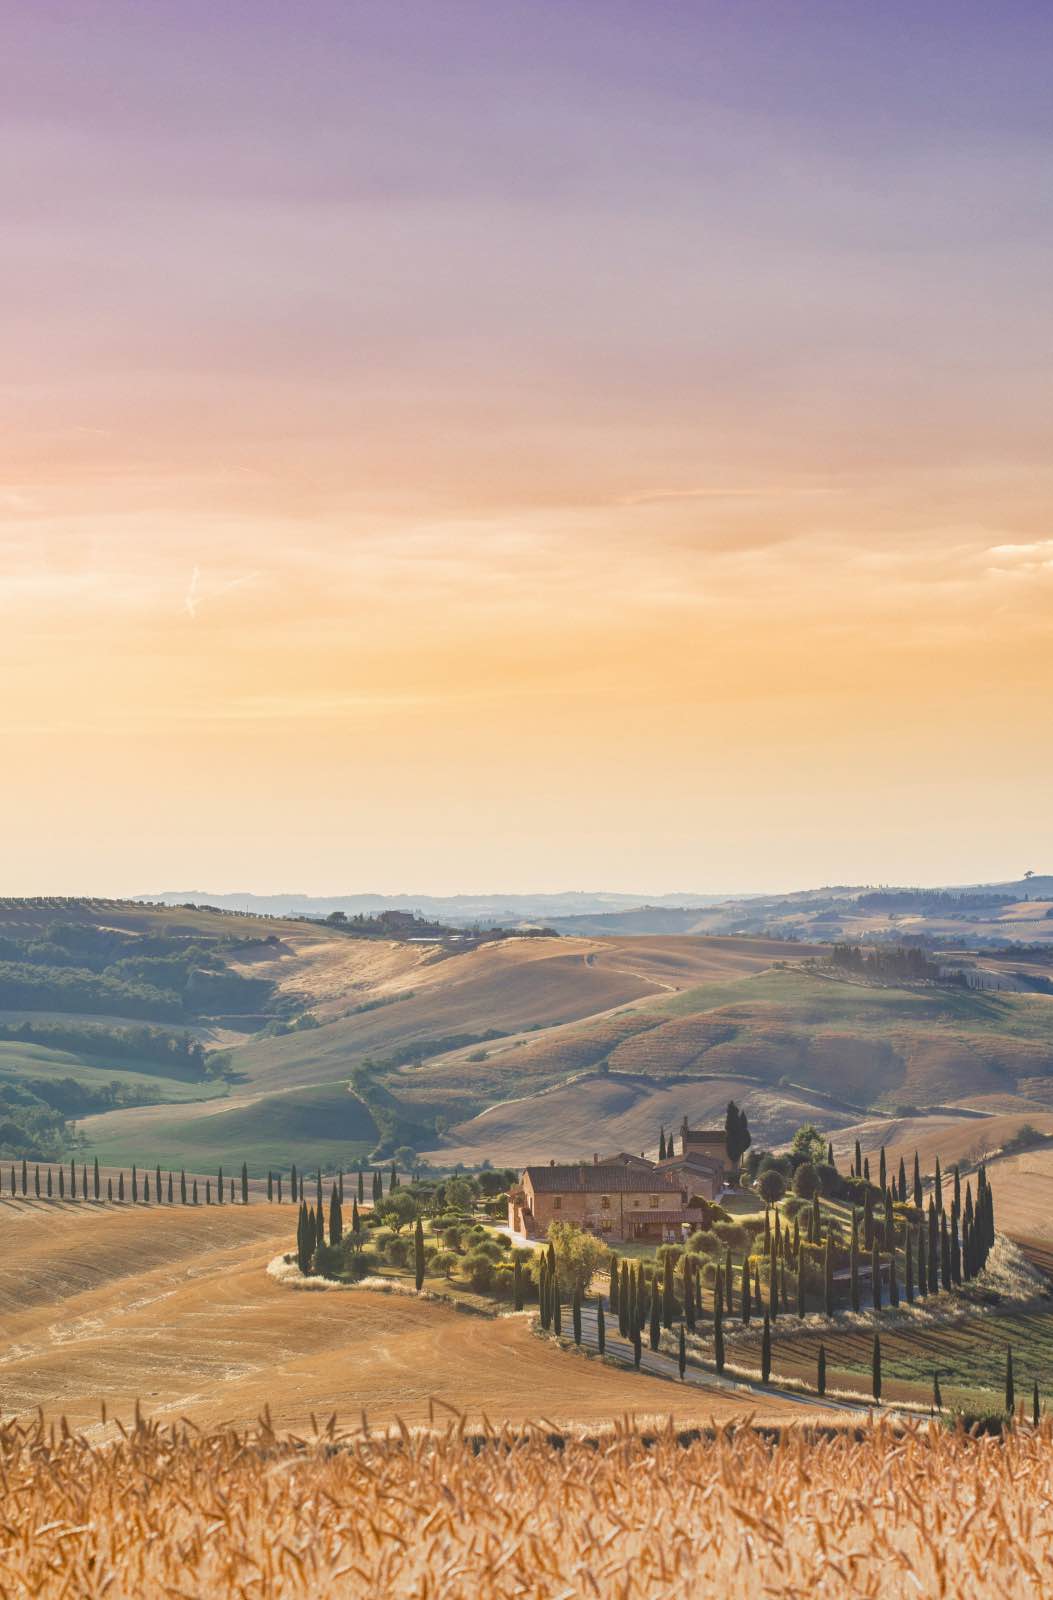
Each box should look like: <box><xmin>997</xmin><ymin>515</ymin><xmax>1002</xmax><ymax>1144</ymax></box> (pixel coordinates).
<box><xmin>793</xmin><ymin>1163</ymin><xmax>820</xmax><ymax>1199</ymax></box>
<box><xmin>758</xmin><ymin>1170</ymin><xmax>787</xmax><ymax>1205</ymax></box>
<box><xmin>461</xmin><ymin>1249</ymin><xmax>496</xmax><ymax>1291</ymax></box>
<box><xmin>383</xmin><ymin>1234</ymin><xmax>414</xmax><ymax>1269</ymax></box>
<box><xmin>712</xmin><ymin>1221</ymin><xmax>748</xmax><ymax>1250</ymax></box>
<box><xmin>345</xmin><ymin>1248</ymin><xmax>382</xmax><ymax>1280</ymax></box>
<box><xmin>429</xmin><ymin>1249</ymin><xmax>457</xmax><ymax>1279</ymax></box>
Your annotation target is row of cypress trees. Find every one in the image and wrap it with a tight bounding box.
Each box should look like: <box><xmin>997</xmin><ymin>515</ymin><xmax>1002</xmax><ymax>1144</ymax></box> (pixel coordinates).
<box><xmin>7</xmin><ymin>1157</ymin><xmax>400</xmax><ymax>1210</ymax></box>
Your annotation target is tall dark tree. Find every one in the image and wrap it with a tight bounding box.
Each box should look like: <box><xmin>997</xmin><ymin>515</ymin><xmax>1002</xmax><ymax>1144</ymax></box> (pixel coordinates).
<box><xmin>180</xmin><ymin>1169</ymin><xmax>187</xmax><ymax>1205</ymax></box>
<box><xmin>872</xmin><ymin>1241</ymin><xmax>882</xmax><ymax>1311</ymax></box>
<box><xmin>596</xmin><ymin>1296</ymin><xmax>605</xmax><ymax>1354</ymax></box>
<box><xmin>824</xmin><ymin>1235</ymin><xmax>834</xmax><ymax>1318</ymax></box>
<box><xmin>414</xmin><ymin>1217</ymin><xmax>425</xmax><ymax>1291</ymax></box>
<box><xmin>47</xmin><ymin>1168</ymin><xmax>53</xmax><ymax>1198</ymax></box>
<box><xmin>742</xmin><ymin>1259</ymin><xmax>752</xmax><ymax>1326</ymax></box>
<box><xmin>34</xmin><ymin>1166</ymin><xmax>39</xmax><ymax>1199</ymax></box>
<box><xmin>898</xmin><ymin>1155</ymin><xmax>907</xmax><ymax>1204</ymax></box>
<box><xmin>913</xmin><ymin>1152</ymin><xmax>922</xmax><ymax>1208</ymax></box>
<box><xmin>205</xmin><ymin>1179</ymin><xmax>211</xmax><ymax>1205</ymax></box>
<box><xmin>950</xmin><ymin>1208</ymin><xmax>962</xmax><ymax>1286</ymax></box>
<box><xmin>863</xmin><ymin>1188</ymin><xmax>874</xmax><ymax>1251</ymax></box>
<box><xmin>241</xmin><ymin>1163</ymin><xmax>249</xmax><ymax>1206</ymax></box>
<box><xmin>826</xmin><ymin>1140</ymin><xmax>834</xmax><ymax>1168</ymax></box>
<box><xmin>928</xmin><ymin>1199</ymin><xmax>938</xmax><ymax>1290</ymax></box>
<box><xmin>390</xmin><ymin>1162</ymin><xmax>399</xmax><ymax>1191</ymax></box>
<box><xmin>538</xmin><ymin>1258</ymin><xmax>550</xmax><ymax>1330</ymax></box>
<box><xmin>217</xmin><ymin>1165</ymin><xmax>223</xmax><ymax>1205</ymax></box>
<box><xmin>796</xmin><ymin>1242</ymin><xmax>806</xmax><ymax>1317</ymax></box>
<box><xmin>934</xmin><ymin>1156</ymin><xmax>943</xmax><ymax>1213</ymax></box>
<box><xmin>888</xmin><ymin>1247</ymin><xmax>899</xmax><ymax>1308</ymax></box>
<box><xmin>132</xmin><ymin>1164</ymin><xmax>138</xmax><ymax>1203</ymax></box>
<box><xmin>513</xmin><ymin>1254</ymin><xmax>524</xmax><ymax>1311</ymax></box>
<box><xmin>684</xmin><ymin>1256</ymin><xmax>696</xmax><ymax>1333</ymax></box>
<box><xmin>817</xmin><ymin>1343</ymin><xmax>826</xmax><ymax>1396</ymax></box>
<box><xmin>854</xmin><ymin>1140</ymin><xmax>862</xmax><ymax>1179</ymax></box>
<box><xmin>608</xmin><ymin>1251</ymin><xmax>619</xmax><ymax>1315</ymax></box>
<box><xmin>678</xmin><ymin>1323</ymin><xmax>686</xmax><ymax>1380</ymax></box>
<box><xmin>329</xmin><ymin>1184</ymin><xmax>343</xmax><ymax>1245</ymax></box>
<box><xmin>118</xmin><ymin>1171</ymin><xmax>125</xmax><ymax>1202</ymax></box>
<box><xmin>291</xmin><ymin>1164</ymin><xmax>298</xmax><ymax>1203</ymax></box>
<box><xmin>917</xmin><ymin>1226</ymin><xmax>927</xmax><ymax>1297</ymax></box>
<box><xmin>620</xmin><ymin>1262</ymin><xmax>631</xmax><ymax>1338</ymax></box>
<box><xmin>552</xmin><ymin>1277</ymin><xmax>562</xmax><ymax>1337</ymax></box>
<box><xmin>713</xmin><ymin>1268</ymin><xmax>725</xmax><ymax>1372</ymax></box>
<box><xmin>940</xmin><ymin>1211</ymin><xmax>951</xmax><ymax>1292</ymax></box>
<box><xmin>725</xmin><ymin>1101</ymin><xmax>751</xmax><ymax>1166</ymax></box>
<box><xmin>155</xmin><ymin>1164</ymin><xmax>162</xmax><ymax>1203</ymax></box>
<box><xmin>953</xmin><ymin>1165</ymin><xmax>961</xmax><ymax>1216</ymax></box>
<box><xmin>725</xmin><ymin>1247</ymin><xmax>733</xmax><ymax>1313</ymax></box>
<box><xmin>649</xmin><ymin>1287</ymin><xmax>661</xmax><ymax>1352</ymax></box>
<box><xmin>572</xmin><ymin>1286</ymin><xmax>582</xmax><ymax>1346</ymax></box>
<box><xmin>632</xmin><ymin>1322</ymin><xmax>642</xmax><ymax>1370</ymax></box>
<box><xmin>21</xmin><ymin>1158</ymin><xmax>27</xmax><ymax>1197</ymax></box>
<box><xmin>872</xmin><ymin>1333</ymin><xmax>882</xmax><ymax>1403</ymax></box>
<box><xmin>658</xmin><ymin>1127</ymin><xmax>667</xmax><ymax>1161</ymax></box>
<box><xmin>70</xmin><ymin>1158</ymin><xmax>77</xmax><ymax>1199</ymax></box>
<box><xmin>107</xmin><ymin>1177</ymin><xmax>113</xmax><ymax>1202</ymax></box>
<box><xmin>662</xmin><ymin>1252</ymin><xmax>675</xmax><ymax>1329</ymax></box>
<box><xmin>879</xmin><ymin>1146</ymin><xmax>886</xmax><ymax>1194</ymax></box>
<box><xmin>761</xmin><ymin>1314</ymin><xmax>771</xmax><ymax>1384</ymax></box>
<box><xmin>59</xmin><ymin>1166</ymin><xmax>65</xmax><ymax>1199</ymax></box>
<box><xmin>267</xmin><ymin>1172</ymin><xmax>274</xmax><ymax>1203</ymax></box>
<box><xmin>192</xmin><ymin>1178</ymin><xmax>199</xmax><ymax>1204</ymax></box>
<box><xmin>167</xmin><ymin>1170</ymin><xmax>173</xmax><ymax>1203</ymax></box>
<box><xmin>357</xmin><ymin>1167</ymin><xmax>364</xmax><ymax>1203</ymax></box>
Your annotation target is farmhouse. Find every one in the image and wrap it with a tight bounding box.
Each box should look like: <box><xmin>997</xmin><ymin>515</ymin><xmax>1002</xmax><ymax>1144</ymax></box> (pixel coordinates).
<box><xmin>508</xmin><ymin>1119</ymin><xmax>732</xmax><ymax>1242</ymax></box>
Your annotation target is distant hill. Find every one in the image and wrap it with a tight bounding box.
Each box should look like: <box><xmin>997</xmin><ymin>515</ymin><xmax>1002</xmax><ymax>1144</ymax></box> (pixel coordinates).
<box><xmin>135</xmin><ymin>889</ymin><xmax>735</xmax><ymax>922</ymax></box>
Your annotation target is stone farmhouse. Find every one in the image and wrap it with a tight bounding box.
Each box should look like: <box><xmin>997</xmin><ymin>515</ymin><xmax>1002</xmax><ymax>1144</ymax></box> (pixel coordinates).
<box><xmin>508</xmin><ymin>1119</ymin><xmax>732</xmax><ymax>1244</ymax></box>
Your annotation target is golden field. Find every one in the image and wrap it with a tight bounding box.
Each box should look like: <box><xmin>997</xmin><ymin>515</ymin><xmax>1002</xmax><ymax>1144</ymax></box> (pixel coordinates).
<box><xmin>3</xmin><ymin>1411</ymin><xmax>1052</xmax><ymax>1597</ymax></box>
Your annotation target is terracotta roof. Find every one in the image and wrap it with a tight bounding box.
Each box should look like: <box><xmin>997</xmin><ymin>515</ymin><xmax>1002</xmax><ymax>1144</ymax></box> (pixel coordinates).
<box><xmin>523</xmin><ymin>1163</ymin><xmax>681</xmax><ymax>1195</ymax></box>
<box><xmin>658</xmin><ymin>1152</ymin><xmax>725</xmax><ymax>1174</ymax></box>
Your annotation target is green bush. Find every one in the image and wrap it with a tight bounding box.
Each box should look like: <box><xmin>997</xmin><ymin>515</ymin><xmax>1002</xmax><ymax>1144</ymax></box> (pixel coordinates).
<box><xmin>461</xmin><ymin>1249</ymin><xmax>496</xmax><ymax>1291</ymax></box>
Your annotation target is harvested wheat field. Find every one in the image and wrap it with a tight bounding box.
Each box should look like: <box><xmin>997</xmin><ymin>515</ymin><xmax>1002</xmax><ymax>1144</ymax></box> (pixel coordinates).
<box><xmin>0</xmin><ymin>1200</ymin><xmax>816</xmax><ymax>1436</ymax></box>
<box><xmin>3</xmin><ymin>1410</ymin><xmax>1052</xmax><ymax>1597</ymax></box>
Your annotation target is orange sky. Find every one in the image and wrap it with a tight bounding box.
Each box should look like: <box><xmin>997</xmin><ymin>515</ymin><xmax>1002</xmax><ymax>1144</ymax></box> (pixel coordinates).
<box><xmin>3</xmin><ymin>3</ymin><xmax>1051</xmax><ymax>895</ymax></box>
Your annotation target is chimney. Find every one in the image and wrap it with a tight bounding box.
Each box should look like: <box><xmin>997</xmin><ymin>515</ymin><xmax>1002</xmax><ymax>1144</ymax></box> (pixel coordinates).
<box><xmin>549</xmin><ymin>1158</ymin><xmax>555</xmax><ymax>1166</ymax></box>
<box><xmin>593</xmin><ymin>1152</ymin><xmax>598</xmax><ymax>1164</ymax></box>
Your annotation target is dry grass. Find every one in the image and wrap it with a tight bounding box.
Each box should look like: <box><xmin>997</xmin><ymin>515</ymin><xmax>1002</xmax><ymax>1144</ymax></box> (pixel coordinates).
<box><xmin>2</xmin><ymin>1410</ymin><xmax>1052</xmax><ymax>1596</ymax></box>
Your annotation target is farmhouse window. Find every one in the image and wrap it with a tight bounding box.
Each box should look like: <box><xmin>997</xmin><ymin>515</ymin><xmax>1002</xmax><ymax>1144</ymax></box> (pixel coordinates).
<box><xmin>553</xmin><ymin>1196</ymin><xmax>562</xmax><ymax>1210</ymax></box>
<box><xmin>650</xmin><ymin>1195</ymin><xmax>659</xmax><ymax>1209</ymax></box>
<box><xmin>601</xmin><ymin>1195</ymin><xmax>610</xmax><ymax>1210</ymax></box>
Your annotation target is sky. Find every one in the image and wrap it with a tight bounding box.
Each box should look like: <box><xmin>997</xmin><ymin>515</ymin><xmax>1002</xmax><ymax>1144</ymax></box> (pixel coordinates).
<box><xmin>3</xmin><ymin>1</ymin><xmax>1051</xmax><ymax>896</ymax></box>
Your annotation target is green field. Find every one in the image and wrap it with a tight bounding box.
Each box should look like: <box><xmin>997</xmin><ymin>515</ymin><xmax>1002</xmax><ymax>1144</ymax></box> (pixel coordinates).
<box><xmin>75</xmin><ymin>1081</ymin><xmax>378</xmax><ymax>1173</ymax></box>
<box><xmin>0</xmin><ymin>1041</ymin><xmax>227</xmax><ymax>1105</ymax></box>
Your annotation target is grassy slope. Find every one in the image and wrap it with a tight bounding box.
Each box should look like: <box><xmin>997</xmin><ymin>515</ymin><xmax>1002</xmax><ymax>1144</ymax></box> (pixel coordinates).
<box><xmin>0</xmin><ymin>1041</ymin><xmax>226</xmax><ymax>1103</ymax></box>
<box><xmin>75</xmin><ymin>1082</ymin><xmax>378</xmax><ymax>1172</ymax></box>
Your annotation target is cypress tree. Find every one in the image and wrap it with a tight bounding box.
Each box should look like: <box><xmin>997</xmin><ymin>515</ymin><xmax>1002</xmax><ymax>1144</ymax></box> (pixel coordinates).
<box><xmin>291</xmin><ymin>1164</ymin><xmax>298</xmax><ymax>1203</ymax></box>
<box><xmin>714</xmin><ymin>1272</ymin><xmax>726</xmax><ymax>1372</ymax></box>
<box><xmin>538</xmin><ymin>1259</ymin><xmax>549</xmax><ymax>1330</ymax></box>
<box><xmin>34</xmin><ymin>1166</ymin><xmax>39</xmax><ymax>1199</ymax></box>
<box><xmin>633</xmin><ymin>1322</ymin><xmax>642</xmax><ymax>1369</ymax></box>
<box><xmin>872</xmin><ymin>1240</ymin><xmax>881</xmax><ymax>1311</ymax></box>
<box><xmin>118</xmin><ymin>1171</ymin><xmax>125</xmax><ymax>1202</ymax></box>
<box><xmin>352</xmin><ymin>1198</ymin><xmax>360</xmax><ymax>1234</ymax></box>
<box><xmin>934</xmin><ymin>1157</ymin><xmax>943</xmax><ymax>1213</ymax></box>
<box><xmin>217</xmin><ymin>1166</ymin><xmax>223</xmax><ymax>1204</ymax></box>
<box><xmin>863</xmin><ymin>1188</ymin><xmax>874</xmax><ymax>1250</ymax></box>
<box><xmin>933</xmin><ymin>1372</ymin><xmax>942</xmax><ymax>1413</ymax></box>
<box><xmin>678</xmin><ymin>1323</ymin><xmax>686</xmax><ymax>1379</ymax></box>
<box><xmin>8</xmin><ymin>1165</ymin><xmax>13</xmax><ymax>1197</ymax></box>
<box><xmin>928</xmin><ymin>1199</ymin><xmax>938</xmax><ymax>1290</ymax></box>
<box><xmin>241</xmin><ymin>1163</ymin><xmax>249</xmax><ymax>1205</ymax></box>
<box><xmin>132</xmin><ymin>1165</ymin><xmax>138</xmax><ymax>1203</ymax></box>
<box><xmin>879</xmin><ymin>1146</ymin><xmax>886</xmax><ymax>1194</ymax></box>
<box><xmin>769</xmin><ymin>1254</ymin><xmax>779</xmax><ymax>1322</ymax></box>
<box><xmin>70</xmin><ymin>1158</ymin><xmax>77</xmax><ymax>1199</ymax></box>
<box><xmin>47</xmin><ymin>1168</ymin><xmax>53</xmax><ymax>1198</ymax></box>
<box><xmin>180</xmin><ymin>1169</ymin><xmax>187</xmax><ymax>1204</ymax></box>
<box><xmin>810</xmin><ymin>1193</ymin><xmax>821</xmax><ymax>1243</ymax></box>
<box><xmin>277</xmin><ymin>1174</ymin><xmax>283</xmax><ymax>1205</ymax></box>
<box><xmin>329</xmin><ymin>1184</ymin><xmax>343</xmax><ymax>1245</ymax></box>
<box><xmin>951</xmin><ymin>1207</ymin><xmax>962</xmax><ymax>1286</ymax></box>
<box><xmin>913</xmin><ymin>1152</ymin><xmax>922</xmax><ymax>1208</ymax></box>
<box><xmin>796</xmin><ymin>1242</ymin><xmax>805</xmax><ymax>1317</ymax></box>
<box><xmin>793</xmin><ymin>1214</ymin><xmax>800</xmax><ymax>1257</ymax></box>
<box><xmin>761</xmin><ymin>1314</ymin><xmax>771</xmax><ymax>1383</ymax></box>
<box><xmin>854</xmin><ymin>1139</ymin><xmax>862</xmax><ymax>1178</ymax></box>
<box><xmin>917</xmin><ymin>1227</ymin><xmax>927</xmax><ymax>1296</ymax></box>
<box><xmin>338</xmin><ymin>1168</ymin><xmax>344</xmax><ymax>1202</ymax></box>
<box><xmin>59</xmin><ymin>1166</ymin><xmax>65</xmax><ymax>1199</ymax></box>
<box><xmin>742</xmin><ymin>1260</ymin><xmax>752</xmax><ymax>1326</ymax></box>
<box><xmin>608</xmin><ymin>1252</ymin><xmax>619</xmax><ymax>1315</ymax></box>
<box><xmin>167</xmin><ymin>1171</ymin><xmax>173</xmax><ymax>1204</ymax></box>
<box><xmin>889</xmin><ymin>1246</ymin><xmax>899</xmax><ymax>1307</ymax></box>
<box><xmin>552</xmin><ymin>1278</ymin><xmax>562</xmax><ymax>1337</ymax></box>
<box><xmin>850</xmin><ymin>1214</ymin><xmax>860</xmax><ymax>1313</ymax></box>
<box><xmin>620</xmin><ymin>1262</ymin><xmax>631</xmax><ymax>1337</ymax></box>
<box><xmin>817</xmin><ymin>1343</ymin><xmax>826</xmax><ymax>1396</ymax></box>
<box><xmin>827</xmin><ymin>1140</ymin><xmax>834</xmax><ymax>1167</ymax></box>
<box><xmin>872</xmin><ymin>1333</ymin><xmax>882</xmax><ymax>1403</ymax></box>
<box><xmin>107</xmin><ymin>1176</ymin><xmax>112</xmax><ymax>1202</ymax></box>
<box><xmin>658</xmin><ymin>1127</ymin><xmax>667</xmax><ymax>1161</ymax></box>
<box><xmin>316</xmin><ymin>1171</ymin><xmax>323</xmax><ymax>1210</ymax></box>
<box><xmin>863</xmin><ymin>1156</ymin><xmax>870</xmax><ymax>1183</ymax></box>
<box><xmin>597</xmin><ymin>1296</ymin><xmax>605</xmax><ymax>1354</ymax></box>
<box><xmin>824</xmin><ymin>1235</ymin><xmax>834</xmax><ymax>1318</ymax></box>
<box><xmin>953</xmin><ymin>1165</ymin><xmax>961</xmax><ymax>1216</ymax></box>
<box><xmin>21</xmin><ymin>1158</ymin><xmax>27</xmax><ymax>1197</ymax></box>
<box><xmin>267</xmin><ymin>1172</ymin><xmax>273</xmax><ymax>1203</ymax></box>
<box><xmin>205</xmin><ymin>1179</ymin><xmax>211</xmax><ymax>1205</ymax></box>
<box><xmin>193</xmin><ymin>1178</ymin><xmax>198</xmax><ymax>1204</ymax></box>
<box><xmin>898</xmin><ymin>1155</ymin><xmax>907</xmax><ymax>1204</ymax></box>
<box><xmin>1034</xmin><ymin>1381</ymin><xmax>1040</xmax><ymax>1428</ymax></box>
<box><xmin>1006</xmin><ymin>1345</ymin><xmax>1015</xmax><ymax>1416</ymax></box>
<box><xmin>414</xmin><ymin>1217</ymin><xmax>425</xmax><ymax>1291</ymax></box>
<box><xmin>156</xmin><ymin>1164</ymin><xmax>162</xmax><ymax>1202</ymax></box>
<box><xmin>512</xmin><ymin>1253</ymin><xmax>523</xmax><ymax>1311</ymax></box>
<box><xmin>662</xmin><ymin>1252</ymin><xmax>675</xmax><ymax>1328</ymax></box>
<box><xmin>724</xmin><ymin>1247</ymin><xmax>733</xmax><ymax>1312</ymax></box>
<box><xmin>357</xmin><ymin>1167</ymin><xmax>364</xmax><ymax>1203</ymax></box>
<box><xmin>649</xmin><ymin>1287</ymin><xmax>661</xmax><ymax>1351</ymax></box>
<box><xmin>940</xmin><ymin>1211</ymin><xmax>951</xmax><ymax>1292</ymax></box>
<box><xmin>572</xmin><ymin>1286</ymin><xmax>582</xmax><ymax>1346</ymax></box>
<box><xmin>764</xmin><ymin>1208</ymin><xmax>771</xmax><ymax>1257</ymax></box>
<box><xmin>389</xmin><ymin>1162</ymin><xmax>398</xmax><ymax>1191</ymax></box>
